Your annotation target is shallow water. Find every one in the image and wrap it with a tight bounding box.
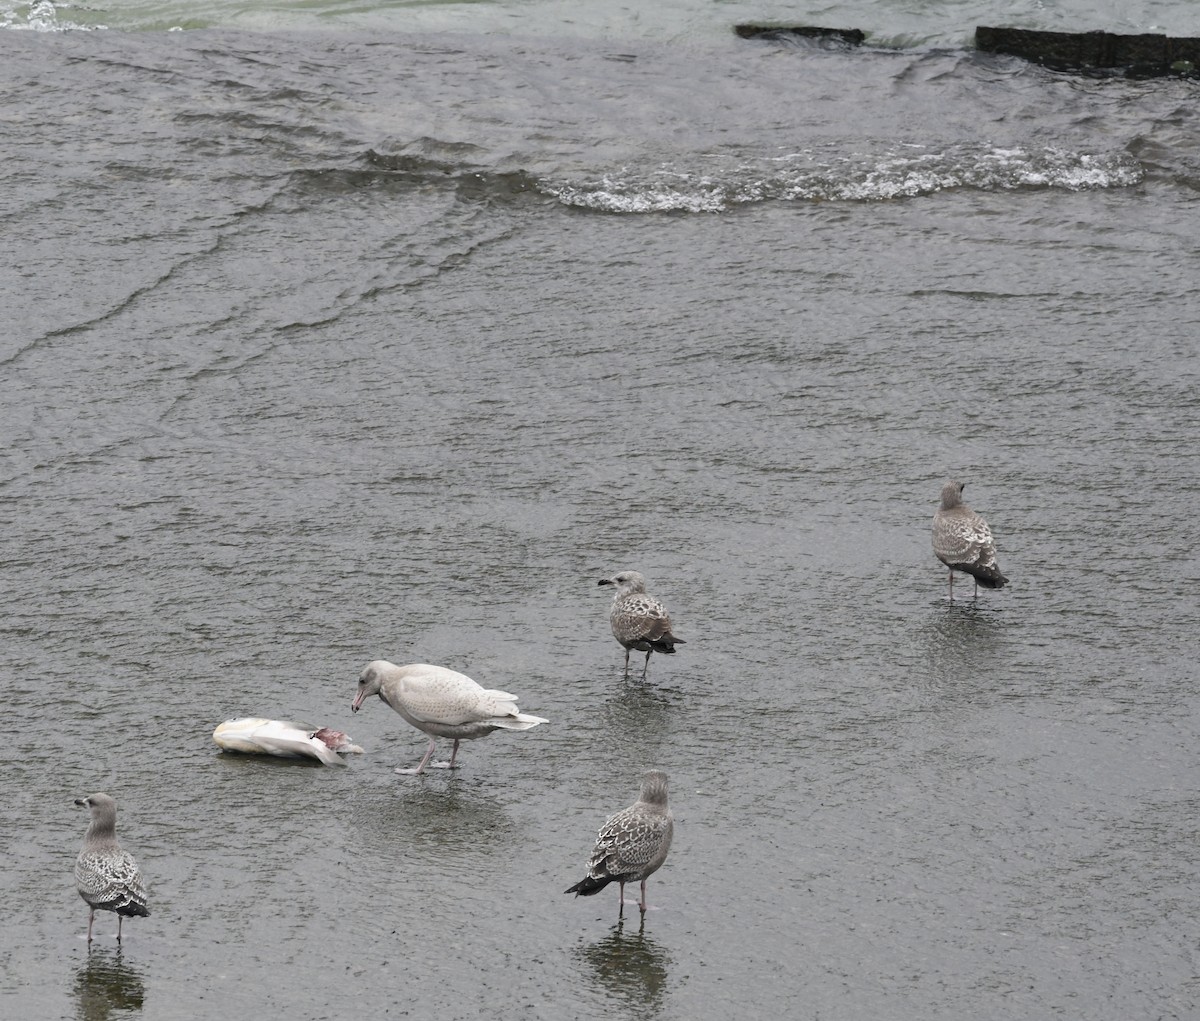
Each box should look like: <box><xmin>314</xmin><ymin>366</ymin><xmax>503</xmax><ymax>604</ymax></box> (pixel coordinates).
<box><xmin>3</xmin><ymin>3</ymin><xmax>1200</xmax><ymax>1018</ymax></box>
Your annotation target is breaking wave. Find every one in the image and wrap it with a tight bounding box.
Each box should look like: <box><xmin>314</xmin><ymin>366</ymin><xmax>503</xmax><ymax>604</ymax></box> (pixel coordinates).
<box><xmin>542</xmin><ymin>145</ymin><xmax>1145</xmax><ymax>213</ymax></box>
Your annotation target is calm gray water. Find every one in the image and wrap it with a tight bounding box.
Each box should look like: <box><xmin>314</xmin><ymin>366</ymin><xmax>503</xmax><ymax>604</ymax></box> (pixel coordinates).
<box><xmin>3</xmin><ymin>3</ymin><xmax>1200</xmax><ymax>1018</ymax></box>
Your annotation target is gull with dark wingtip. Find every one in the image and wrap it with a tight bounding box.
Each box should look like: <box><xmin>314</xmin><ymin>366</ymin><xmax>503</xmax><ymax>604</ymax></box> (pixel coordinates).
<box><xmin>566</xmin><ymin>770</ymin><xmax>674</xmax><ymax>915</ymax></box>
<box><xmin>597</xmin><ymin>571</ymin><xmax>684</xmax><ymax>679</ymax></box>
<box><xmin>932</xmin><ymin>479</ymin><xmax>1009</xmax><ymax>600</ymax></box>
<box><xmin>74</xmin><ymin>793</ymin><xmax>150</xmax><ymax>943</ymax></box>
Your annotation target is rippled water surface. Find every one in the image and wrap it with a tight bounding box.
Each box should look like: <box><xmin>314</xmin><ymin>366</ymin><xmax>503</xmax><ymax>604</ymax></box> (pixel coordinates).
<box><xmin>3</xmin><ymin>3</ymin><xmax>1200</xmax><ymax>1018</ymax></box>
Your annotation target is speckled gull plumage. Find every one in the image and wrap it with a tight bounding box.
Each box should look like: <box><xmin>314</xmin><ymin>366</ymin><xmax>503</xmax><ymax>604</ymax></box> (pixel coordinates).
<box><xmin>932</xmin><ymin>480</ymin><xmax>1009</xmax><ymax>599</ymax></box>
<box><xmin>74</xmin><ymin>793</ymin><xmax>150</xmax><ymax>943</ymax></box>
<box><xmin>566</xmin><ymin>770</ymin><xmax>674</xmax><ymax>914</ymax></box>
<box><xmin>597</xmin><ymin>571</ymin><xmax>684</xmax><ymax>678</ymax></box>
<box><xmin>351</xmin><ymin>660</ymin><xmax>548</xmax><ymax>775</ymax></box>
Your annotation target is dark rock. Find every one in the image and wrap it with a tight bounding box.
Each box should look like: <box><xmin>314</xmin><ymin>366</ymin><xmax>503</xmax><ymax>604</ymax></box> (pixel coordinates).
<box><xmin>734</xmin><ymin>25</ymin><xmax>865</xmax><ymax>46</ymax></box>
<box><xmin>976</xmin><ymin>25</ymin><xmax>1200</xmax><ymax>77</ymax></box>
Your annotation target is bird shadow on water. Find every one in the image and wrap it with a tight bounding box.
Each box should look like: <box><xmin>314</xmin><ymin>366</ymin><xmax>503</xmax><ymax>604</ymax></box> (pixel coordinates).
<box><xmin>72</xmin><ymin>948</ymin><xmax>145</xmax><ymax>1021</ymax></box>
<box><xmin>576</xmin><ymin>913</ymin><xmax>672</xmax><ymax>1020</ymax></box>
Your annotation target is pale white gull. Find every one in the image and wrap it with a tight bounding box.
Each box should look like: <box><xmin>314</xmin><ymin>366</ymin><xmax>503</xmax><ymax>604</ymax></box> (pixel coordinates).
<box><xmin>351</xmin><ymin>660</ymin><xmax>547</xmax><ymax>775</ymax></box>
<box><xmin>597</xmin><ymin>571</ymin><xmax>684</xmax><ymax>679</ymax></box>
<box><xmin>932</xmin><ymin>479</ymin><xmax>1009</xmax><ymax>600</ymax></box>
<box><xmin>212</xmin><ymin>718</ymin><xmax>364</xmax><ymax>765</ymax></box>
<box><xmin>566</xmin><ymin>770</ymin><xmax>674</xmax><ymax>915</ymax></box>
<box><xmin>74</xmin><ymin>793</ymin><xmax>150</xmax><ymax>943</ymax></box>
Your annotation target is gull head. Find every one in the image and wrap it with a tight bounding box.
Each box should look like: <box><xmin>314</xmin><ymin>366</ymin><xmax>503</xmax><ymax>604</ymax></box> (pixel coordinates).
<box><xmin>597</xmin><ymin>571</ymin><xmax>648</xmax><ymax>597</ymax></box>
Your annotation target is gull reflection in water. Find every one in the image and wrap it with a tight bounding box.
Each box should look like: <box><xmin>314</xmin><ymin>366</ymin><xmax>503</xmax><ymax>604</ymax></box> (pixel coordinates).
<box><xmin>577</xmin><ymin>914</ymin><xmax>671</xmax><ymax>1017</ymax></box>
<box><xmin>73</xmin><ymin>948</ymin><xmax>145</xmax><ymax>1021</ymax></box>
<box><xmin>919</xmin><ymin>601</ymin><xmax>1006</xmax><ymax>698</ymax></box>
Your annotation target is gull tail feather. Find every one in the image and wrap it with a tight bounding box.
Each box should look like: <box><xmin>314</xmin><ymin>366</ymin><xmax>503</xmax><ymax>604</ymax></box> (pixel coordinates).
<box><xmin>565</xmin><ymin>875</ymin><xmax>611</xmax><ymax>897</ymax></box>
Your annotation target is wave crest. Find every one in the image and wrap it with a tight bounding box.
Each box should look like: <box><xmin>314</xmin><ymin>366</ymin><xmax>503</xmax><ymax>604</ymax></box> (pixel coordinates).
<box><xmin>541</xmin><ymin>146</ymin><xmax>1144</xmax><ymax>213</ymax></box>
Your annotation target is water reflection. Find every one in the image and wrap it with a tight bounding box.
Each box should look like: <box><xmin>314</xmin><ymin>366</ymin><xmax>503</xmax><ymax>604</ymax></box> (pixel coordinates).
<box><xmin>588</xmin><ymin>675</ymin><xmax>679</xmax><ymax>770</ymax></box>
<box><xmin>577</xmin><ymin>914</ymin><xmax>671</xmax><ymax>1019</ymax></box>
<box><xmin>918</xmin><ymin>602</ymin><xmax>1006</xmax><ymax>697</ymax></box>
<box><xmin>604</xmin><ymin>675</ymin><xmax>675</xmax><ymax>735</ymax></box>
<box><xmin>73</xmin><ymin>949</ymin><xmax>145</xmax><ymax>1021</ymax></box>
<box><xmin>350</xmin><ymin>779</ymin><xmax>517</xmax><ymax>855</ymax></box>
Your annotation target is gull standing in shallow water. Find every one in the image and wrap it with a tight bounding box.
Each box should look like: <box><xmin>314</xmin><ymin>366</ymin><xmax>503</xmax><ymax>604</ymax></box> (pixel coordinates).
<box><xmin>598</xmin><ymin>571</ymin><xmax>684</xmax><ymax>679</ymax></box>
<box><xmin>932</xmin><ymin>479</ymin><xmax>1010</xmax><ymax>600</ymax></box>
<box><xmin>351</xmin><ymin>660</ymin><xmax>548</xmax><ymax>775</ymax></box>
<box><xmin>74</xmin><ymin>793</ymin><xmax>150</xmax><ymax>943</ymax></box>
<box><xmin>566</xmin><ymin>771</ymin><xmax>674</xmax><ymax>915</ymax></box>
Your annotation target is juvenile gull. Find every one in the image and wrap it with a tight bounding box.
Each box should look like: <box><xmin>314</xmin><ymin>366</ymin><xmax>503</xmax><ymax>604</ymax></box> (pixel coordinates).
<box><xmin>598</xmin><ymin>571</ymin><xmax>684</xmax><ymax>679</ymax></box>
<box><xmin>566</xmin><ymin>770</ymin><xmax>674</xmax><ymax>915</ymax></box>
<box><xmin>212</xmin><ymin>718</ymin><xmax>364</xmax><ymax>765</ymax></box>
<box><xmin>932</xmin><ymin>480</ymin><xmax>1010</xmax><ymax>600</ymax></box>
<box><xmin>351</xmin><ymin>660</ymin><xmax>548</xmax><ymax>775</ymax></box>
<box><xmin>74</xmin><ymin>793</ymin><xmax>150</xmax><ymax>944</ymax></box>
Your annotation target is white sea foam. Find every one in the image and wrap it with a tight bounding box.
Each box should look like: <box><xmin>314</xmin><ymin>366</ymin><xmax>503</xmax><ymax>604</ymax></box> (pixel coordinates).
<box><xmin>542</xmin><ymin>145</ymin><xmax>1145</xmax><ymax>213</ymax></box>
<box><xmin>0</xmin><ymin>0</ymin><xmax>105</xmax><ymax>30</ymax></box>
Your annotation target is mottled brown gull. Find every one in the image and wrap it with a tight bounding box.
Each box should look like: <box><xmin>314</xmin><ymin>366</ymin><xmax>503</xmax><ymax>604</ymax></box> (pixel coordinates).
<box><xmin>598</xmin><ymin>571</ymin><xmax>684</xmax><ymax>679</ymax></box>
<box><xmin>932</xmin><ymin>480</ymin><xmax>1010</xmax><ymax>600</ymax></box>
<box><xmin>213</xmin><ymin>718</ymin><xmax>364</xmax><ymax>765</ymax></box>
<box><xmin>566</xmin><ymin>770</ymin><xmax>674</xmax><ymax>915</ymax></box>
<box><xmin>351</xmin><ymin>660</ymin><xmax>548</xmax><ymax>775</ymax></box>
<box><xmin>74</xmin><ymin>793</ymin><xmax>150</xmax><ymax>943</ymax></box>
